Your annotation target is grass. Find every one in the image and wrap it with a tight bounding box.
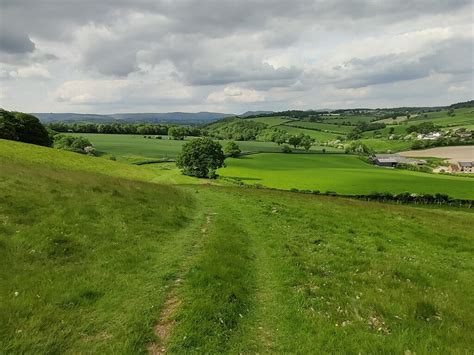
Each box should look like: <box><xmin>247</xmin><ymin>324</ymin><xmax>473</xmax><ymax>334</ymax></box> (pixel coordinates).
<box><xmin>219</xmin><ymin>153</ymin><xmax>474</xmax><ymax>199</ymax></box>
<box><xmin>359</xmin><ymin>138</ymin><xmax>413</xmax><ymax>152</ymax></box>
<box><xmin>247</xmin><ymin>116</ymin><xmax>293</xmax><ymax>127</ymax></box>
<box><xmin>275</xmin><ymin>125</ymin><xmax>342</xmax><ymax>142</ymax></box>
<box><xmin>284</xmin><ymin>121</ymin><xmax>355</xmax><ymax>134</ymax></box>
<box><xmin>0</xmin><ymin>142</ymin><xmax>199</xmax><ymax>353</ymax></box>
<box><xmin>1</xmin><ymin>140</ymin><xmax>473</xmax><ymax>353</ymax></box>
<box><xmin>67</xmin><ymin>133</ymin><xmax>342</xmax><ymax>162</ymax></box>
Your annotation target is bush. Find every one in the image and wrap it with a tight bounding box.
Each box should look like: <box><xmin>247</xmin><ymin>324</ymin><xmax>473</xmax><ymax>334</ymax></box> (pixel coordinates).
<box><xmin>54</xmin><ymin>135</ymin><xmax>94</xmax><ymax>154</ymax></box>
<box><xmin>281</xmin><ymin>145</ymin><xmax>292</xmax><ymax>153</ymax></box>
<box><xmin>223</xmin><ymin>141</ymin><xmax>241</xmax><ymax>157</ymax></box>
<box><xmin>176</xmin><ymin>138</ymin><xmax>225</xmax><ymax>178</ymax></box>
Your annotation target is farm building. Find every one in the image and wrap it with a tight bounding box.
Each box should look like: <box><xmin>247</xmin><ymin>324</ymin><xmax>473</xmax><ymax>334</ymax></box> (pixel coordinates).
<box><xmin>417</xmin><ymin>132</ymin><xmax>443</xmax><ymax>140</ymax></box>
<box><xmin>372</xmin><ymin>154</ymin><xmax>426</xmax><ymax>167</ymax></box>
<box><xmin>458</xmin><ymin>162</ymin><xmax>473</xmax><ymax>173</ymax></box>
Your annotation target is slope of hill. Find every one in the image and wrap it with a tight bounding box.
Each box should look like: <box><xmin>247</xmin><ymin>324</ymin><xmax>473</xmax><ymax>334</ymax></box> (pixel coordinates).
<box><xmin>1</xmin><ymin>139</ymin><xmax>473</xmax><ymax>353</ymax></box>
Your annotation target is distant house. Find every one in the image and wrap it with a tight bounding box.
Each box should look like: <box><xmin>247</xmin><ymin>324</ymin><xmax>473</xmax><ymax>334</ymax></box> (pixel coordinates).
<box><xmin>458</xmin><ymin>162</ymin><xmax>474</xmax><ymax>173</ymax></box>
<box><xmin>372</xmin><ymin>154</ymin><xmax>426</xmax><ymax>167</ymax></box>
<box><xmin>417</xmin><ymin>132</ymin><xmax>442</xmax><ymax>140</ymax></box>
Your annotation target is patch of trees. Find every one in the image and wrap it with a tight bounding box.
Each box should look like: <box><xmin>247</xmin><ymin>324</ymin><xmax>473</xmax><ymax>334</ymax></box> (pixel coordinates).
<box><xmin>223</xmin><ymin>141</ymin><xmax>241</xmax><ymax>157</ymax></box>
<box><xmin>176</xmin><ymin>138</ymin><xmax>225</xmax><ymax>178</ymax></box>
<box><xmin>406</xmin><ymin>122</ymin><xmax>438</xmax><ymax>134</ymax></box>
<box><xmin>345</xmin><ymin>142</ymin><xmax>373</xmax><ymax>155</ymax></box>
<box><xmin>449</xmin><ymin>100</ymin><xmax>474</xmax><ymax>109</ymax></box>
<box><xmin>47</xmin><ymin>122</ymin><xmax>202</xmax><ymax>137</ymax></box>
<box><xmin>0</xmin><ymin>109</ymin><xmax>52</xmax><ymax>146</ymax></box>
<box><xmin>53</xmin><ymin>135</ymin><xmax>96</xmax><ymax>155</ymax></box>
<box><xmin>347</xmin><ymin>122</ymin><xmax>386</xmax><ymax>140</ymax></box>
<box><xmin>168</xmin><ymin>126</ymin><xmax>189</xmax><ymax>140</ymax></box>
<box><xmin>206</xmin><ymin>119</ymin><xmax>268</xmax><ymax>140</ymax></box>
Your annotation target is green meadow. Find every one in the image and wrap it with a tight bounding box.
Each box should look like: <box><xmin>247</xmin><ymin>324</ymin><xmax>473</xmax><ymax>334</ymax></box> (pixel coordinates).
<box><xmin>219</xmin><ymin>153</ymin><xmax>474</xmax><ymax>199</ymax></box>
<box><xmin>1</xmin><ymin>139</ymin><xmax>473</xmax><ymax>353</ymax></box>
<box><xmin>68</xmin><ymin>133</ymin><xmax>341</xmax><ymax>162</ymax></box>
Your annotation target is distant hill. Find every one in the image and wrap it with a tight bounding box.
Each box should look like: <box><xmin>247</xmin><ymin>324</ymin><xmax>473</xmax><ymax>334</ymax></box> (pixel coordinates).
<box><xmin>33</xmin><ymin>113</ymin><xmax>117</xmax><ymax>123</ymax></box>
<box><xmin>32</xmin><ymin>112</ymin><xmax>234</xmax><ymax>124</ymax></box>
<box><xmin>450</xmin><ymin>100</ymin><xmax>474</xmax><ymax>109</ymax></box>
<box><xmin>110</xmin><ymin>112</ymin><xmax>234</xmax><ymax>124</ymax></box>
<box><xmin>239</xmin><ymin>111</ymin><xmax>274</xmax><ymax>117</ymax></box>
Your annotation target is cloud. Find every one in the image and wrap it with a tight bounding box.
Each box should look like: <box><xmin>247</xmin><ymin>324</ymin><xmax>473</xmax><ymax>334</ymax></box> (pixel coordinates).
<box><xmin>0</xmin><ymin>28</ymin><xmax>35</xmax><ymax>54</ymax></box>
<box><xmin>0</xmin><ymin>0</ymin><xmax>473</xmax><ymax>112</ymax></box>
<box><xmin>51</xmin><ymin>77</ymin><xmax>193</xmax><ymax>106</ymax></box>
<box><xmin>207</xmin><ymin>86</ymin><xmax>265</xmax><ymax>103</ymax></box>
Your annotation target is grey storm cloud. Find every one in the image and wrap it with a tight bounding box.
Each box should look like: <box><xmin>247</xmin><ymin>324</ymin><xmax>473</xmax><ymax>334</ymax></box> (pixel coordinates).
<box><xmin>0</xmin><ymin>28</ymin><xmax>35</xmax><ymax>54</ymax></box>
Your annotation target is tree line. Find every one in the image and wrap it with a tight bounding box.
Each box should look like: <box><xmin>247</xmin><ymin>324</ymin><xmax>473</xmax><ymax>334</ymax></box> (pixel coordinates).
<box><xmin>47</xmin><ymin>122</ymin><xmax>202</xmax><ymax>137</ymax></box>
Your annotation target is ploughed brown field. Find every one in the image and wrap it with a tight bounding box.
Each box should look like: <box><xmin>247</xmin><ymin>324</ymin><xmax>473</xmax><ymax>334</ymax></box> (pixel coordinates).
<box><xmin>400</xmin><ymin>145</ymin><xmax>474</xmax><ymax>163</ymax></box>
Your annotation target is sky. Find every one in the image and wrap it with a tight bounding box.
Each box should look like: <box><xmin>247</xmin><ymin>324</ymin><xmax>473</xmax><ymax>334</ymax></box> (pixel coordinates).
<box><xmin>0</xmin><ymin>0</ymin><xmax>473</xmax><ymax>114</ymax></box>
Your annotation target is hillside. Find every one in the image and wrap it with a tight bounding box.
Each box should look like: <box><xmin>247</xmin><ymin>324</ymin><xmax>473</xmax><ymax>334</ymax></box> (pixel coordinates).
<box><xmin>33</xmin><ymin>112</ymin><xmax>233</xmax><ymax>124</ymax></box>
<box><xmin>0</xmin><ymin>139</ymin><xmax>473</xmax><ymax>353</ymax></box>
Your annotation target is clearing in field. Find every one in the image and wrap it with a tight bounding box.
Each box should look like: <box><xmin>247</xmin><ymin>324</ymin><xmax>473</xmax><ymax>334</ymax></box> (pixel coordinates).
<box><xmin>219</xmin><ymin>153</ymin><xmax>474</xmax><ymax>199</ymax></box>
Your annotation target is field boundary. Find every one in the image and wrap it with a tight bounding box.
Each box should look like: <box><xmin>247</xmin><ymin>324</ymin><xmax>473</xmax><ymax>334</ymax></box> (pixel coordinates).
<box><xmin>218</xmin><ymin>176</ymin><xmax>474</xmax><ymax>208</ymax></box>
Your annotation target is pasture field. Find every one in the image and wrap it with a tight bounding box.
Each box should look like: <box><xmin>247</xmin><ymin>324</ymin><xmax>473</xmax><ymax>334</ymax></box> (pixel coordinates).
<box><xmin>1</xmin><ymin>139</ymin><xmax>473</xmax><ymax>353</ymax></box>
<box><xmin>247</xmin><ymin>116</ymin><xmax>292</xmax><ymax>127</ymax></box>
<box><xmin>322</xmin><ymin>115</ymin><xmax>376</xmax><ymax>124</ymax></box>
<box><xmin>219</xmin><ymin>153</ymin><xmax>474</xmax><ymax>199</ymax></box>
<box><xmin>275</xmin><ymin>125</ymin><xmax>342</xmax><ymax>142</ymax></box>
<box><xmin>410</xmin><ymin>108</ymin><xmax>474</xmax><ymax>127</ymax></box>
<box><xmin>284</xmin><ymin>121</ymin><xmax>355</xmax><ymax>133</ymax></box>
<box><xmin>68</xmin><ymin>133</ymin><xmax>341</xmax><ymax>162</ymax></box>
<box><xmin>358</xmin><ymin>138</ymin><xmax>413</xmax><ymax>153</ymax></box>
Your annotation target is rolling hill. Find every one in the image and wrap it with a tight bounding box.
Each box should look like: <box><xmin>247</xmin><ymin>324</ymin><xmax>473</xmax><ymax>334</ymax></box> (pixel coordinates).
<box><xmin>0</xmin><ymin>139</ymin><xmax>473</xmax><ymax>353</ymax></box>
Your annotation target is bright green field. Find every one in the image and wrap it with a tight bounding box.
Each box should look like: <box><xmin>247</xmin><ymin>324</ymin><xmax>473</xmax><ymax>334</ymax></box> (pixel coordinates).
<box><xmin>359</xmin><ymin>138</ymin><xmax>413</xmax><ymax>153</ymax></box>
<box><xmin>275</xmin><ymin>125</ymin><xmax>342</xmax><ymax>142</ymax></box>
<box><xmin>412</xmin><ymin>108</ymin><xmax>474</xmax><ymax>127</ymax></box>
<box><xmin>1</xmin><ymin>140</ymin><xmax>473</xmax><ymax>353</ymax></box>
<box><xmin>68</xmin><ymin>133</ymin><xmax>341</xmax><ymax>162</ymax></box>
<box><xmin>219</xmin><ymin>153</ymin><xmax>474</xmax><ymax>199</ymax></box>
<box><xmin>247</xmin><ymin>116</ymin><xmax>292</xmax><ymax>127</ymax></box>
<box><xmin>323</xmin><ymin>115</ymin><xmax>376</xmax><ymax>124</ymax></box>
<box><xmin>284</xmin><ymin>121</ymin><xmax>355</xmax><ymax>133</ymax></box>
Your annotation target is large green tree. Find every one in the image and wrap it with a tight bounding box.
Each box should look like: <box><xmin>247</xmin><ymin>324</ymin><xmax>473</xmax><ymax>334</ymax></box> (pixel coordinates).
<box><xmin>0</xmin><ymin>109</ymin><xmax>51</xmax><ymax>146</ymax></box>
<box><xmin>176</xmin><ymin>138</ymin><xmax>225</xmax><ymax>178</ymax></box>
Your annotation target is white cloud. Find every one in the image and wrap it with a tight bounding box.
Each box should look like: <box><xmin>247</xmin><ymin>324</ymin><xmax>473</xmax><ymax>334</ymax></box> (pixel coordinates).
<box><xmin>207</xmin><ymin>86</ymin><xmax>265</xmax><ymax>103</ymax></box>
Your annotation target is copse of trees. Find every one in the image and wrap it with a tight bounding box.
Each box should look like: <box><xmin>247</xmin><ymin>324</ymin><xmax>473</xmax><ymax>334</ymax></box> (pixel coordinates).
<box><xmin>168</xmin><ymin>126</ymin><xmax>189</xmax><ymax>140</ymax></box>
<box><xmin>53</xmin><ymin>135</ymin><xmax>96</xmax><ymax>155</ymax></box>
<box><xmin>406</xmin><ymin>122</ymin><xmax>438</xmax><ymax>134</ymax></box>
<box><xmin>176</xmin><ymin>138</ymin><xmax>226</xmax><ymax>178</ymax></box>
<box><xmin>0</xmin><ymin>109</ymin><xmax>51</xmax><ymax>146</ymax></box>
<box><xmin>206</xmin><ymin>119</ymin><xmax>267</xmax><ymax>141</ymax></box>
<box><xmin>47</xmin><ymin>122</ymin><xmax>202</xmax><ymax>137</ymax></box>
<box><xmin>223</xmin><ymin>141</ymin><xmax>241</xmax><ymax>157</ymax></box>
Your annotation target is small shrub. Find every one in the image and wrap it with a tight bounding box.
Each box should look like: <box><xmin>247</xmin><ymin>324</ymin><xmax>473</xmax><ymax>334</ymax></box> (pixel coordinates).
<box><xmin>281</xmin><ymin>145</ymin><xmax>292</xmax><ymax>153</ymax></box>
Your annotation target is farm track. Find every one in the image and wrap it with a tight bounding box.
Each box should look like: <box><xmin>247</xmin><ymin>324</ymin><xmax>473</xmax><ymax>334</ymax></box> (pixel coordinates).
<box><xmin>148</xmin><ymin>210</ymin><xmax>214</xmax><ymax>354</ymax></box>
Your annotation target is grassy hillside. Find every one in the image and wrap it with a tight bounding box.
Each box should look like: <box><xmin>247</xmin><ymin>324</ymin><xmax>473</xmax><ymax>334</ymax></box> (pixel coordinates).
<box><xmin>219</xmin><ymin>153</ymin><xmax>474</xmax><ymax>198</ymax></box>
<box><xmin>1</xmin><ymin>140</ymin><xmax>473</xmax><ymax>353</ymax></box>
